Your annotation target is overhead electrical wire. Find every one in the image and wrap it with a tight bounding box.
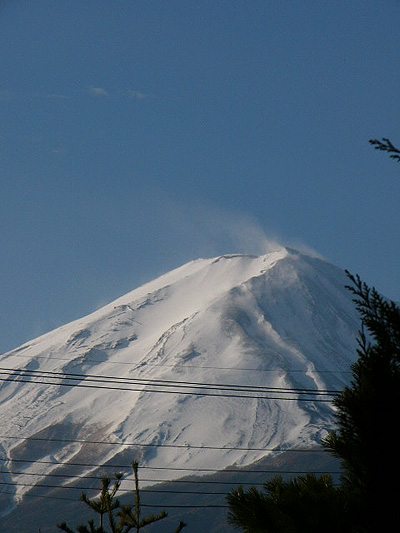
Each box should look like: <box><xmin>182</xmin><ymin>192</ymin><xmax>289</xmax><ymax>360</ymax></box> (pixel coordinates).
<box><xmin>0</xmin><ymin>462</ymin><xmax>341</xmax><ymax>507</ymax></box>
<box><xmin>0</xmin><ymin>366</ymin><xmax>341</xmax><ymax>394</ymax></box>
<box><xmin>0</xmin><ymin>474</ymin><xmax>342</xmax><ymax>508</ymax></box>
<box><xmin>0</xmin><ymin>488</ymin><xmax>230</xmax><ymax>508</ymax></box>
<box><xmin>0</xmin><ymin>434</ymin><xmax>330</xmax><ymax>452</ymax></box>
<box><xmin>0</xmin><ymin>376</ymin><xmax>336</xmax><ymax>401</ymax></box>
<box><xmin>0</xmin><ymin>479</ymin><xmax>237</xmax><ymax>495</ymax></box>
<box><xmin>0</xmin><ymin>479</ymin><xmax>341</xmax><ymax>502</ymax></box>
<box><xmin>0</xmin><ymin>479</ymin><xmax>276</xmax><ymax>497</ymax></box>
<box><xmin>0</xmin><ymin>365</ymin><xmax>336</xmax><ymax>510</ymax></box>
<box><xmin>0</xmin><ymin>469</ymin><xmax>341</xmax><ymax>486</ymax></box>
<box><xmin>1</xmin><ymin>456</ymin><xmax>338</xmax><ymax>475</ymax></box>
<box><xmin>0</xmin><ymin>356</ymin><xmax>344</xmax><ymax>513</ymax></box>
<box><xmin>0</xmin><ymin>367</ymin><xmax>338</xmax><ymax>402</ymax></box>
<box><xmin>0</xmin><ymin>352</ymin><xmax>352</xmax><ymax>374</ymax></box>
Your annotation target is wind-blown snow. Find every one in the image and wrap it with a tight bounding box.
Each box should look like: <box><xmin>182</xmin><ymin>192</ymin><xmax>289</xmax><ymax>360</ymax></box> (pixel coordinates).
<box><xmin>0</xmin><ymin>248</ymin><xmax>359</xmax><ymax>515</ymax></box>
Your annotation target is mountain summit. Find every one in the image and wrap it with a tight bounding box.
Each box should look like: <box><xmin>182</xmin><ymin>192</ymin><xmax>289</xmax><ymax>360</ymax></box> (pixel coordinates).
<box><xmin>0</xmin><ymin>248</ymin><xmax>359</xmax><ymax>519</ymax></box>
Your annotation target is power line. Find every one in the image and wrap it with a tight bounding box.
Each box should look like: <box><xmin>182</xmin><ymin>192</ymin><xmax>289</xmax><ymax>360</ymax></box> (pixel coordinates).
<box><xmin>0</xmin><ymin>469</ymin><xmax>341</xmax><ymax>486</ymax></box>
<box><xmin>0</xmin><ymin>476</ymin><xmax>342</xmax><ymax>508</ymax></box>
<box><xmin>0</xmin><ymin>479</ymin><xmax>227</xmax><ymax>495</ymax></box>
<box><xmin>0</xmin><ymin>367</ymin><xmax>337</xmax><ymax>402</ymax></box>
<box><xmin>0</xmin><ymin>479</ymin><xmax>341</xmax><ymax>502</ymax></box>
<box><xmin>0</xmin><ymin>366</ymin><xmax>340</xmax><ymax>395</ymax></box>
<box><xmin>0</xmin><ymin>489</ymin><xmax>229</xmax><ymax>508</ymax></box>
<box><xmin>1</xmin><ymin>457</ymin><xmax>338</xmax><ymax>475</ymax></box>
<box><xmin>0</xmin><ymin>434</ymin><xmax>328</xmax><ymax>452</ymax></box>
<box><xmin>1</xmin><ymin>490</ymin><xmax>78</xmax><ymax>503</ymax></box>
<box><xmin>0</xmin><ymin>479</ymin><xmax>261</xmax><ymax>496</ymax></box>
<box><xmin>0</xmin><ymin>376</ymin><xmax>336</xmax><ymax>401</ymax></box>
<box><xmin>1</xmin><ymin>352</ymin><xmax>352</xmax><ymax>374</ymax></box>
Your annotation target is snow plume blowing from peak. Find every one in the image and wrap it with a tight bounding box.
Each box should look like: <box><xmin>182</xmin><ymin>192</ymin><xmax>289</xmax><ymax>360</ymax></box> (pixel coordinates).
<box><xmin>201</xmin><ymin>209</ymin><xmax>282</xmax><ymax>256</ymax></box>
<box><xmin>152</xmin><ymin>195</ymin><xmax>323</xmax><ymax>262</ymax></box>
<box><xmin>180</xmin><ymin>207</ymin><xmax>325</xmax><ymax>262</ymax></box>
<box><xmin>163</xmin><ymin>201</ymin><xmax>283</xmax><ymax>258</ymax></box>
<box><xmin>198</xmin><ymin>208</ymin><xmax>325</xmax><ymax>260</ymax></box>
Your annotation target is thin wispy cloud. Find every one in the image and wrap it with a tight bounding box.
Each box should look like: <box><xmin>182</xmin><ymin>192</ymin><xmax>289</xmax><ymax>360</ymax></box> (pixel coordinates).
<box><xmin>125</xmin><ymin>89</ymin><xmax>153</xmax><ymax>101</ymax></box>
<box><xmin>88</xmin><ymin>86</ymin><xmax>109</xmax><ymax>98</ymax></box>
<box><xmin>88</xmin><ymin>87</ymin><xmax>153</xmax><ymax>100</ymax></box>
<box><xmin>0</xmin><ymin>90</ymin><xmax>68</xmax><ymax>101</ymax></box>
<box><xmin>87</xmin><ymin>86</ymin><xmax>154</xmax><ymax>100</ymax></box>
<box><xmin>0</xmin><ymin>87</ymin><xmax>152</xmax><ymax>102</ymax></box>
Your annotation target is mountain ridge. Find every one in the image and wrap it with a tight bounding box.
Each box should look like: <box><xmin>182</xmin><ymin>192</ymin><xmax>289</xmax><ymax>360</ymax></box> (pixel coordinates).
<box><xmin>0</xmin><ymin>248</ymin><xmax>359</xmax><ymax>522</ymax></box>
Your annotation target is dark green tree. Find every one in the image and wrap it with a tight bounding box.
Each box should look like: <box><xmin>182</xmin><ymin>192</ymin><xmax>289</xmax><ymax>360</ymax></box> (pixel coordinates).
<box><xmin>227</xmin><ymin>473</ymin><xmax>353</xmax><ymax>533</ymax></box>
<box><xmin>322</xmin><ymin>272</ymin><xmax>400</xmax><ymax>532</ymax></box>
<box><xmin>116</xmin><ymin>461</ymin><xmax>167</xmax><ymax>533</ymax></box>
<box><xmin>58</xmin><ymin>461</ymin><xmax>186</xmax><ymax>533</ymax></box>
<box><xmin>369</xmin><ymin>137</ymin><xmax>400</xmax><ymax>162</ymax></box>
<box><xmin>58</xmin><ymin>474</ymin><xmax>122</xmax><ymax>533</ymax></box>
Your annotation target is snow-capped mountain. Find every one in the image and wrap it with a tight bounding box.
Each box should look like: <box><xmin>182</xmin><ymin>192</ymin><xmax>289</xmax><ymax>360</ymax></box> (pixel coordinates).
<box><xmin>0</xmin><ymin>247</ymin><xmax>360</xmax><ymax>526</ymax></box>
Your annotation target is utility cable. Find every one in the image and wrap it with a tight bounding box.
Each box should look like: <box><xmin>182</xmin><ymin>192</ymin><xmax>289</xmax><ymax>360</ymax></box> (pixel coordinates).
<box><xmin>0</xmin><ymin>489</ymin><xmax>229</xmax><ymax>508</ymax></box>
<box><xmin>0</xmin><ymin>434</ymin><xmax>328</xmax><ymax>452</ymax></box>
<box><xmin>0</xmin><ymin>376</ymin><xmax>335</xmax><ymax>401</ymax></box>
<box><xmin>0</xmin><ymin>352</ymin><xmax>352</xmax><ymax>374</ymax></box>
<box><xmin>0</xmin><ymin>469</ymin><xmax>341</xmax><ymax>486</ymax></box>
<box><xmin>0</xmin><ymin>366</ymin><xmax>340</xmax><ymax>395</ymax></box>
<box><xmin>0</xmin><ymin>456</ymin><xmax>338</xmax><ymax>475</ymax></box>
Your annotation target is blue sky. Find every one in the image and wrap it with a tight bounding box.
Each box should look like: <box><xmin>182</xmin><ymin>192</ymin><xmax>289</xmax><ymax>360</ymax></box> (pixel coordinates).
<box><xmin>1</xmin><ymin>0</ymin><xmax>399</xmax><ymax>354</ymax></box>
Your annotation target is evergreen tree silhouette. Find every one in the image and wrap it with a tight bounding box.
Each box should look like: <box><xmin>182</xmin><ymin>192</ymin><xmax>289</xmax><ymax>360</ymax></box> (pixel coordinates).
<box><xmin>117</xmin><ymin>461</ymin><xmax>168</xmax><ymax>532</ymax></box>
<box><xmin>227</xmin><ymin>473</ymin><xmax>352</xmax><ymax>533</ymax></box>
<box><xmin>57</xmin><ymin>461</ymin><xmax>186</xmax><ymax>533</ymax></box>
<box><xmin>369</xmin><ymin>137</ymin><xmax>400</xmax><ymax>162</ymax></box>
<box><xmin>323</xmin><ymin>271</ymin><xmax>400</xmax><ymax>532</ymax></box>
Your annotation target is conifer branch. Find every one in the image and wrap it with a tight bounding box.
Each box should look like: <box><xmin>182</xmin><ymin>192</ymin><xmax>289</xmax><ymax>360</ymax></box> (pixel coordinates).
<box><xmin>369</xmin><ymin>137</ymin><xmax>400</xmax><ymax>162</ymax></box>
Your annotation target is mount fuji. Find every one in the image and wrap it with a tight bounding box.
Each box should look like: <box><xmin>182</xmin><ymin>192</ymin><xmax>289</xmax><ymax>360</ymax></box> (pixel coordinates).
<box><xmin>0</xmin><ymin>247</ymin><xmax>361</xmax><ymax>531</ymax></box>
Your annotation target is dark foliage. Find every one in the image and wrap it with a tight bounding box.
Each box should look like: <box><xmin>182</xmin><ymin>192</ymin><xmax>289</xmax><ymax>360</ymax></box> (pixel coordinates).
<box><xmin>58</xmin><ymin>474</ymin><xmax>122</xmax><ymax>533</ymax></box>
<box><xmin>369</xmin><ymin>137</ymin><xmax>400</xmax><ymax>162</ymax></box>
<box><xmin>227</xmin><ymin>474</ymin><xmax>355</xmax><ymax>533</ymax></box>
<box><xmin>57</xmin><ymin>461</ymin><xmax>186</xmax><ymax>533</ymax></box>
<box><xmin>323</xmin><ymin>272</ymin><xmax>400</xmax><ymax>531</ymax></box>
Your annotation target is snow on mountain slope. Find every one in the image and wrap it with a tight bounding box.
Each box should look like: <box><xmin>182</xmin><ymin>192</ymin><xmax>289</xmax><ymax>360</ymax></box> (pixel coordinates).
<box><xmin>0</xmin><ymin>247</ymin><xmax>360</xmax><ymax>516</ymax></box>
